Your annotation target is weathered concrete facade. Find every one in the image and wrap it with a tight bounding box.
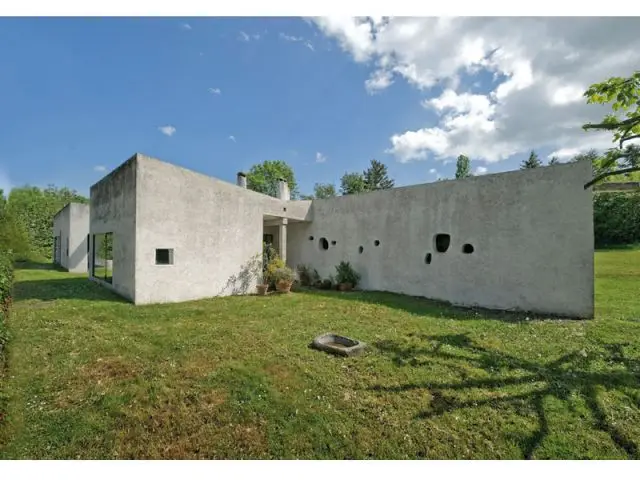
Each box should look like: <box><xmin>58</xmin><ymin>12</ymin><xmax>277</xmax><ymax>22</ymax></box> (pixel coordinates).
<box><xmin>89</xmin><ymin>153</ymin><xmax>594</xmax><ymax>318</ymax></box>
<box><xmin>52</xmin><ymin>202</ymin><xmax>90</xmax><ymax>273</ymax></box>
<box><xmin>89</xmin><ymin>153</ymin><xmax>310</xmax><ymax>305</ymax></box>
<box><xmin>288</xmin><ymin>160</ymin><xmax>594</xmax><ymax>318</ymax></box>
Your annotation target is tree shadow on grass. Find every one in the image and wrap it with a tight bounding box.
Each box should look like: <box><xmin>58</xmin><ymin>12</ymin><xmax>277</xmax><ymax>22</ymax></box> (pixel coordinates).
<box><xmin>302</xmin><ymin>289</ymin><xmax>572</xmax><ymax>323</ymax></box>
<box><xmin>14</xmin><ymin>261</ymin><xmax>65</xmax><ymax>272</ymax></box>
<box><xmin>13</xmin><ymin>277</ymin><xmax>127</xmax><ymax>304</ymax></box>
<box><xmin>371</xmin><ymin>334</ymin><xmax>640</xmax><ymax>459</ymax></box>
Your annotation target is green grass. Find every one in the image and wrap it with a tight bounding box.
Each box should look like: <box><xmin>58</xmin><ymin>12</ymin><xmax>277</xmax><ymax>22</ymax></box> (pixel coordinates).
<box><xmin>1</xmin><ymin>250</ymin><xmax>639</xmax><ymax>459</ymax></box>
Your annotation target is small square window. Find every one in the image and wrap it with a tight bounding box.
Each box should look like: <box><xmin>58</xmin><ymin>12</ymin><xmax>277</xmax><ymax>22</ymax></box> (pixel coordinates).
<box><xmin>155</xmin><ymin>248</ymin><xmax>174</xmax><ymax>265</ymax></box>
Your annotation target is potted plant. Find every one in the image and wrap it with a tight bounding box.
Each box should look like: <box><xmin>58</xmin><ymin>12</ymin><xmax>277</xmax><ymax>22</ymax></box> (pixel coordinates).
<box><xmin>335</xmin><ymin>261</ymin><xmax>361</xmax><ymax>292</ymax></box>
<box><xmin>273</xmin><ymin>265</ymin><xmax>296</xmax><ymax>293</ymax></box>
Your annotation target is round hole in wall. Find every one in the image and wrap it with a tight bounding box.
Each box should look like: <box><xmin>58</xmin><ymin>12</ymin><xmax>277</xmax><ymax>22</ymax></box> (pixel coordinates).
<box><xmin>425</xmin><ymin>253</ymin><xmax>432</xmax><ymax>264</ymax></box>
<box><xmin>358</xmin><ymin>246</ymin><xmax>364</xmax><ymax>254</ymax></box>
<box><xmin>462</xmin><ymin>243</ymin><xmax>474</xmax><ymax>254</ymax></box>
<box><xmin>319</xmin><ymin>237</ymin><xmax>329</xmax><ymax>250</ymax></box>
<box><xmin>309</xmin><ymin>236</ymin><xmax>314</xmax><ymax>241</ymax></box>
<box><xmin>331</xmin><ymin>240</ymin><xmax>337</xmax><ymax>245</ymax></box>
<box><xmin>283</xmin><ymin>207</ymin><xmax>287</xmax><ymax>212</ymax></box>
<box><xmin>374</xmin><ymin>240</ymin><xmax>380</xmax><ymax>246</ymax></box>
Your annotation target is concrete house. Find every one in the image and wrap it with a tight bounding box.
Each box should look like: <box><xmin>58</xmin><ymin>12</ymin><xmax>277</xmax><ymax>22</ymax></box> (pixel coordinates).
<box><xmin>87</xmin><ymin>153</ymin><xmax>595</xmax><ymax>318</ymax></box>
<box><xmin>52</xmin><ymin>202</ymin><xmax>90</xmax><ymax>273</ymax></box>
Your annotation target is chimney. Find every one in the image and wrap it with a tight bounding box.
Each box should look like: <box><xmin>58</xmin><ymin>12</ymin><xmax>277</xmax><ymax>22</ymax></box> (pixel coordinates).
<box><xmin>277</xmin><ymin>178</ymin><xmax>290</xmax><ymax>201</ymax></box>
<box><xmin>237</xmin><ymin>172</ymin><xmax>247</xmax><ymax>189</ymax></box>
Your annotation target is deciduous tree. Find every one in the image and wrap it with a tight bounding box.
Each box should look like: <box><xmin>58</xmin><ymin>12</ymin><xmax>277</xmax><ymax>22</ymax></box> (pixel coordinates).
<box><xmin>246</xmin><ymin>160</ymin><xmax>299</xmax><ymax>199</ymax></box>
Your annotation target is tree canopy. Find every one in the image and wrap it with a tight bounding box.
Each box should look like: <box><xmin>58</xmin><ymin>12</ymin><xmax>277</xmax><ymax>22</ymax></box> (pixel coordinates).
<box><xmin>6</xmin><ymin>185</ymin><xmax>88</xmax><ymax>259</ymax></box>
<box><xmin>520</xmin><ymin>150</ymin><xmax>542</xmax><ymax>169</ymax></box>
<box><xmin>583</xmin><ymin>71</ymin><xmax>640</xmax><ymax>188</ymax></box>
<box><xmin>246</xmin><ymin>160</ymin><xmax>299</xmax><ymax>199</ymax></box>
<box><xmin>340</xmin><ymin>159</ymin><xmax>395</xmax><ymax>195</ymax></box>
<box><xmin>455</xmin><ymin>154</ymin><xmax>472</xmax><ymax>179</ymax></box>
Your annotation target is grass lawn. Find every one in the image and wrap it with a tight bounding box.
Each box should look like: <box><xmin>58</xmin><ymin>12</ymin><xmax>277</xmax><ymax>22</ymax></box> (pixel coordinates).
<box><xmin>1</xmin><ymin>250</ymin><xmax>639</xmax><ymax>459</ymax></box>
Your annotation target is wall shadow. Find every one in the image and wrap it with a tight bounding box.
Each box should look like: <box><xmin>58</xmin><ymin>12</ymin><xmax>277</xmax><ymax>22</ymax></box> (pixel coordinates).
<box><xmin>14</xmin><ymin>277</ymin><xmax>127</xmax><ymax>303</ymax></box>
<box><xmin>370</xmin><ymin>333</ymin><xmax>639</xmax><ymax>459</ymax></box>
<box><xmin>301</xmin><ymin>289</ymin><xmax>569</xmax><ymax>323</ymax></box>
<box><xmin>13</xmin><ymin>261</ymin><xmax>64</xmax><ymax>272</ymax></box>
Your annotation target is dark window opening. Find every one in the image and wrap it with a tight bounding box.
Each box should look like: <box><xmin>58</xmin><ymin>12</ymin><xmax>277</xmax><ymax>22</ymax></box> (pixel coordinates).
<box><xmin>425</xmin><ymin>253</ymin><xmax>432</xmax><ymax>264</ymax></box>
<box><xmin>435</xmin><ymin>233</ymin><xmax>451</xmax><ymax>253</ymax></box>
<box><xmin>92</xmin><ymin>232</ymin><xmax>113</xmax><ymax>283</ymax></box>
<box><xmin>462</xmin><ymin>243</ymin><xmax>474</xmax><ymax>254</ymax></box>
<box><xmin>358</xmin><ymin>246</ymin><xmax>364</xmax><ymax>254</ymax></box>
<box><xmin>263</xmin><ymin>234</ymin><xmax>274</xmax><ymax>246</ymax></box>
<box><xmin>309</xmin><ymin>235</ymin><xmax>314</xmax><ymax>241</ymax></box>
<box><xmin>66</xmin><ymin>237</ymin><xmax>69</xmax><ymax>257</ymax></box>
<box><xmin>283</xmin><ymin>207</ymin><xmax>287</xmax><ymax>212</ymax></box>
<box><xmin>374</xmin><ymin>240</ymin><xmax>380</xmax><ymax>246</ymax></box>
<box><xmin>331</xmin><ymin>240</ymin><xmax>337</xmax><ymax>245</ymax></box>
<box><xmin>319</xmin><ymin>237</ymin><xmax>329</xmax><ymax>250</ymax></box>
<box><xmin>86</xmin><ymin>234</ymin><xmax>90</xmax><ymax>253</ymax></box>
<box><xmin>156</xmin><ymin>248</ymin><xmax>174</xmax><ymax>265</ymax></box>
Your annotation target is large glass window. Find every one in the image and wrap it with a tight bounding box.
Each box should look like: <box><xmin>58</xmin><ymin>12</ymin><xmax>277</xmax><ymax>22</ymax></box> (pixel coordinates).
<box><xmin>92</xmin><ymin>232</ymin><xmax>113</xmax><ymax>283</ymax></box>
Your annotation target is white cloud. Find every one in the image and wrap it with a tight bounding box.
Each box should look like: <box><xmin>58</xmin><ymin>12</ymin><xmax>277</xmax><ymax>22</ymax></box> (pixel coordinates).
<box><xmin>316</xmin><ymin>152</ymin><xmax>327</xmax><ymax>163</ymax></box>
<box><xmin>315</xmin><ymin>17</ymin><xmax>640</xmax><ymax>164</ymax></box>
<box><xmin>239</xmin><ymin>31</ymin><xmax>260</xmax><ymax>42</ymax></box>
<box><xmin>474</xmin><ymin>166</ymin><xmax>488</xmax><ymax>175</ymax></box>
<box><xmin>208</xmin><ymin>87</ymin><xmax>221</xmax><ymax>95</ymax></box>
<box><xmin>305</xmin><ymin>42</ymin><xmax>315</xmax><ymax>52</ymax></box>
<box><xmin>94</xmin><ymin>165</ymin><xmax>107</xmax><ymax>173</ymax></box>
<box><xmin>280</xmin><ymin>33</ymin><xmax>303</xmax><ymax>42</ymax></box>
<box><xmin>180</xmin><ymin>23</ymin><xmax>192</xmax><ymax>31</ymax></box>
<box><xmin>158</xmin><ymin>125</ymin><xmax>176</xmax><ymax>137</ymax></box>
<box><xmin>0</xmin><ymin>168</ymin><xmax>12</xmax><ymax>195</ymax></box>
<box><xmin>548</xmin><ymin>147</ymin><xmax>582</xmax><ymax>159</ymax></box>
<box><xmin>366</xmin><ymin>70</ymin><xmax>394</xmax><ymax>94</ymax></box>
<box><xmin>228</xmin><ymin>135</ymin><xmax>236</xmax><ymax>142</ymax></box>
<box><xmin>429</xmin><ymin>168</ymin><xmax>437</xmax><ymax>174</ymax></box>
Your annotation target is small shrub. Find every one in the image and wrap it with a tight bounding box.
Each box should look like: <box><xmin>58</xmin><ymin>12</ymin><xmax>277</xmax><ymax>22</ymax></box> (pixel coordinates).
<box><xmin>297</xmin><ymin>264</ymin><xmax>313</xmax><ymax>287</ymax></box>
<box><xmin>272</xmin><ymin>266</ymin><xmax>296</xmax><ymax>284</ymax></box>
<box><xmin>335</xmin><ymin>261</ymin><xmax>361</xmax><ymax>287</ymax></box>
<box><xmin>263</xmin><ymin>243</ymin><xmax>285</xmax><ymax>286</ymax></box>
<box><xmin>312</xmin><ymin>269</ymin><xmax>321</xmax><ymax>284</ymax></box>
<box><xmin>321</xmin><ymin>279</ymin><xmax>333</xmax><ymax>290</ymax></box>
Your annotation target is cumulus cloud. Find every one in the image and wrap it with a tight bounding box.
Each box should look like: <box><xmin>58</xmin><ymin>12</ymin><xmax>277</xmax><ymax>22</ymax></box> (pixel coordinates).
<box><xmin>314</xmin><ymin>17</ymin><xmax>640</xmax><ymax>164</ymax></box>
<box><xmin>158</xmin><ymin>125</ymin><xmax>176</xmax><ymax>137</ymax></box>
<box><xmin>94</xmin><ymin>165</ymin><xmax>107</xmax><ymax>173</ymax></box>
<box><xmin>474</xmin><ymin>166</ymin><xmax>488</xmax><ymax>175</ymax></box>
<box><xmin>228</xmin><ymin>135</ymin><xmax>236</xmax><ymax>142</ymax></box>
<box><xmin>208</xmin><ymin>87</ymin><xmax>221</xmax><ymax>95</ymax></box>
<box><xmin>316</xmin><ymin>152</ymin><xmax>327</xmax><ymax>163</ymax></box>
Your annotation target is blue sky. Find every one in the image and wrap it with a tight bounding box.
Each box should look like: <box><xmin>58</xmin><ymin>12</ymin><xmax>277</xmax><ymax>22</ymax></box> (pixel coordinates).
<box><xmin>1</xmin><ymin>17</ymin><xmax>634</xmax><ymax>197</ymax></box>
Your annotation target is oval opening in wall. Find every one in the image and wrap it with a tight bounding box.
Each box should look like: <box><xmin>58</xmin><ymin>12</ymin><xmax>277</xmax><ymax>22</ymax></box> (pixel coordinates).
<box><xmin>462</xmin><ymin>243</ymin><xmax>474</xmax><ymax>254</ymax></box>
<box><xmin>435</xmin><ymin>234</ymin><xmax>451</xmax><ymax>253</ymax></box>
<box><xmin>319</xmin><ymin>237</ymin><xmax>329</xmax><ymax>250</ymax></box>
<box><xmin>358</xmin><ymin>246</ymin><xmax>364</xmax><ymax>254</ymax></box>
<box><xmin>425</xmin><ymin>253</ymin><xmax>432</xmax><ymax>264</ymax></box>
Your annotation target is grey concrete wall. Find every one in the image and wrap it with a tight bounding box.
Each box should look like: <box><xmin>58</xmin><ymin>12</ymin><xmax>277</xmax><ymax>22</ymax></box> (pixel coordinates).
<box><xmin>89</xmin><ymin>155</ymin><xmax>137</xmax><ymax>301</ymax></box>
<box><xmin>52</xmin><ymin>206</ymin><xmax>69</xmax><ymax>268</ymax></box>
<box><xmin>52</xmin><ymin>203</ymin><xmax>90</xmax><ymax>273</ymax></box>
<box><xmin>133</xmin><ymin>154</ymin><xmax>267</xmax><ymax>304</ymax></box>
<box><xmin>287</xmin><ymin>160</ymin><xmax>594</xmax><ymax>319</ymax></box>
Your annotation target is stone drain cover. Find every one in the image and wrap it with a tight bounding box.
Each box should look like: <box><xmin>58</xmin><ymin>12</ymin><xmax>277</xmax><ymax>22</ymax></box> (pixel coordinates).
<box><xmin>311</xmin><ymin>333</ymin><xmax>367</xmax><ymax>357</ymax></box>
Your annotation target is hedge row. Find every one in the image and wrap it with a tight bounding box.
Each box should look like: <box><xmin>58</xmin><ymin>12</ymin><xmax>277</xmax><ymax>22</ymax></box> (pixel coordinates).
<box><xmin>594</xmin><ymin>192</ymin><xmax>640</xmax><ymax>248</ymax></box>
<box><xmin>0</xmin><ymin>249</ymin><xmax>13</xmax><ymax>353</ymax></box>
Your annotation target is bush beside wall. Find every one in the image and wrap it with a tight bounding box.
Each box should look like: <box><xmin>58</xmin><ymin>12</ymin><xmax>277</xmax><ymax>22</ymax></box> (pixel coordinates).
<box><xmin>593</xmin><ymin>192</ymin><xmax>640</xmax><ymax>248</ymax></box>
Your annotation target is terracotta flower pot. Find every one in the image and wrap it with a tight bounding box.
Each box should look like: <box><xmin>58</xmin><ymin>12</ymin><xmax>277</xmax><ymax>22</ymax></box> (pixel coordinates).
<box><xmin>257</xmin><ymin>284</ymin><xmax>269</xmax><ymax>295</ymax></box>
<box><xmin>276</xmin><ymin>280</ymin><xmax>293</xmax><ymax>293</ymax></box>
<box><xmin>338</xmin><ymin>283</ymin><xmax>353</xmax><ymax>292</ymax></box>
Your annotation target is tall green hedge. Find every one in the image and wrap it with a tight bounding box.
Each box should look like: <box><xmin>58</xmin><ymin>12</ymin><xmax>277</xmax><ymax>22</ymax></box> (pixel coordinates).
<box><xmin>0</xmin><ymin>249</ymin><xmax>13</xmax><ymax>355</ymax></box>
<box><xmin>594</xmin><ymin>192</ymin><xmax>640</xmax><ymax>248</ymax></box>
